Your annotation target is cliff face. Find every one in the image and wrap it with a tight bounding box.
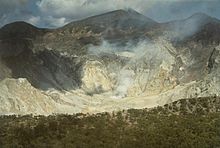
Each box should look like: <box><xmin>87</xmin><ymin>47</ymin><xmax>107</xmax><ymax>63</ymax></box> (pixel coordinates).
<box><xmin>1</xmin><ymin>10</ymin><xmax>220</xmax><ymax>115</ymax></box>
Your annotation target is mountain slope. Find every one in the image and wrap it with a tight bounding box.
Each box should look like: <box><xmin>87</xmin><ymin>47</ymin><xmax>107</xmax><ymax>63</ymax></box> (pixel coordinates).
<box><xmin>60</xmin><ymin>9</ymin><xmax>158</xmax><ymax>45</ymax></box>
<box><xmin>63</xmin><ymin>9</ymin><xmax>157</xmax><ymax>31</ymax></box>
<box><xmin>0</xmin><ymin>10</ymin><xmax>220</xmax><ymax>114</ymax></box>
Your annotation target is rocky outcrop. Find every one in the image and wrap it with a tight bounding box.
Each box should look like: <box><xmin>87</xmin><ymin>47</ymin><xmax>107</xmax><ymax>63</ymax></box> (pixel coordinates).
<box><xmin>81</xmin><ymin>60</ymin><xmax>114</xmax><ymax>94</ymax></box>
<box><xmin>0</xmin><ymin>78</ymin><xmax>56</xmax><ymax>115</ymax></box>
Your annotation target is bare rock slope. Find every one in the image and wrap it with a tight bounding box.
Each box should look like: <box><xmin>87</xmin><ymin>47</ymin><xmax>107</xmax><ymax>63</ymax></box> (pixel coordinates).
<box><xmin>1</xmin><ymin>9</ymin><xmax>220</xmax><ymax>114</ymax></box>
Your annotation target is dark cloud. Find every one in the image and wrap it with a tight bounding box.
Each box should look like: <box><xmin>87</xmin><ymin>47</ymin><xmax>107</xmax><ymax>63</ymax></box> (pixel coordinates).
<box><xmin>0</xmin><ymin>0</ymin><xmax>220</xmax><ymax>28</ymax></box>
<box><xmin>0</xmin><ymin>0</ymin><xmax>40</xmax><ymax>27</ymax></box>
<box><xmin>144</xmin><ymin>0</ymin><xmax>220</xmax><ymax>22</ymax></box>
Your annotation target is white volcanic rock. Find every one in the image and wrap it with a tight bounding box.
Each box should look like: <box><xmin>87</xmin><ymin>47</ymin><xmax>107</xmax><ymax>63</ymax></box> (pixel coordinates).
<box><xmin>1</xmin><ymin>42</ymin><xmax>220</xmax><ymax>115</ymax></box>
<box><xmin>0</xmin><ymin>78</ymin><xmax>57</xmax><ymax>115</ymax></box>
<box><xmin>1</xmin><ymin>76</ymin><xmax>220</xmax><ymax>115</ymax></box>
<box><xmin>0</xmin><ymin>78</ymin><xmax>90</xmax><ymax>115</ymax></box>
<box><xmin>81</xmin><ymin>60</ymin><xmax>114</xmax><ymax>94</ymax></box>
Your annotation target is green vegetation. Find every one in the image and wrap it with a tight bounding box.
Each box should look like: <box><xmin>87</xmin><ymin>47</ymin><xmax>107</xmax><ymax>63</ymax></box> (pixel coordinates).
<box><xmin>0</xmin><ymin>97</ymin><xmax>220</xmax><ymax>148</ymax></box>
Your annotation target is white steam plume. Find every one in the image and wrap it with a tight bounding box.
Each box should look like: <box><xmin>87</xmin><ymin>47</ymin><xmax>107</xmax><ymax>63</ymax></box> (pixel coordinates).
<box><xmin>88</xmin><ymin>39</ymin><xmax>174</xmax><ymax>98</ymax></box>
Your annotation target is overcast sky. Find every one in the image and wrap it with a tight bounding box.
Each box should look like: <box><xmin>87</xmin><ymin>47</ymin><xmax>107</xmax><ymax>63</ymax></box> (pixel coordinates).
<box><xmin>0</xmin><ymin>0</ymin><xmax>220</xmax><ymax>28</ymax></box>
